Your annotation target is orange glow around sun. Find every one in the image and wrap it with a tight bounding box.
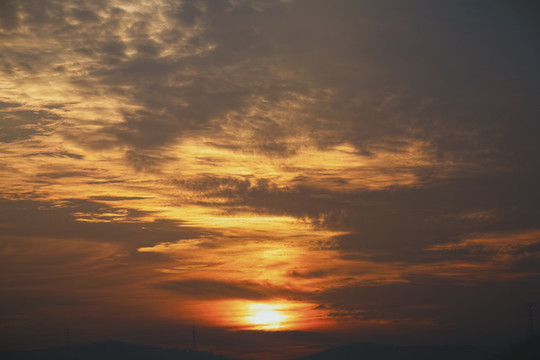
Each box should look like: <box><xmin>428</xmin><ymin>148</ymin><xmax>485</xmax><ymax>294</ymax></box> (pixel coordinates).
<box><xmin>181</xmin><ymin>300</ymin><xmax>332</xmax><ymax>332</ymax></box>
<box><xmin>245</xmin><ymin>303</ymin><xmax>287</xmax><ymax>330</ymax></box>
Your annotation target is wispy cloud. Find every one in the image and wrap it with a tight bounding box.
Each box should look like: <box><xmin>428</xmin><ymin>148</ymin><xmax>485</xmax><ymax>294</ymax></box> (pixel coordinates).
<box><xmin>1</xmin><ymin>0</ymin><xmax>539</xmax><ymax>358</ymax></box>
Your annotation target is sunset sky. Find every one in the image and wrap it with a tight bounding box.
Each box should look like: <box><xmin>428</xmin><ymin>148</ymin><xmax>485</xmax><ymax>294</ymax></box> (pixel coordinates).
<box><xmin>1</xmin><ymin>0</ymin><xmax>539</xmax><ymax>359</ymax></box>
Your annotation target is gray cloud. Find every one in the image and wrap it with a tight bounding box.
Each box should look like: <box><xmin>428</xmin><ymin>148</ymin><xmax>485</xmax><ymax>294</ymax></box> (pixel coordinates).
<box><xmin>90</xmin><ymin>195</ymin><xmax>149</xmax><ymax>201</ymax></box>
<box><xmin>0</xmin><ymin>198</ymin><xmax>205</xmax><ymax>248</ymax></box>
<box><xmin>36</xmin><ymin>171</ymin><xmax>89</xmax><ymax>178</ymax></box>
<box><xmin>24</xmin><ymin>151</ymin><xmax>84</xmax><ymax>159</ymax></box>
<box><xmin>314</xmin><ymin>274</ymin><xmax>540</xmax><ymax>345</ymax></box>
<box><xmin>0</xmin><ymin>100</ymin><xmax>21</xmax><ymax>108</ymax></box>
<box><xmin>2</xmin><ymin>0</ymin><xmax>538</xmax><ymax>169</ymax></box>
<box><xmin>0</xmin><ymin>0</ymin><xmax>19</xmax><ymax>30</ymax></box>
<box><xmin>103</xmin><ymin>0</ymin><xmax>540</xmax><ymax>172</ymax></box>
<box><xmin>1</xmin><ymin>0</ymin><xmax>540</xmax><ymax>355</ymax></box>
<box><xmin>289</xmin><ymin>269</ymin><xmax>332</xmax><ymax>279</ymax></box>
<box><xmin>169</xmin><ymin>169</ymin><xmax>540</xmax><ymax>265</ymax></box>
<box><xmin>158</xmin><ymin>279</ymin><xmax>279</xmax><ymax>301</ymax></box>
<box><xmin>0</xmin><ymin>110</ymin><xmax>59</xmax><ymax>143</ymax></box>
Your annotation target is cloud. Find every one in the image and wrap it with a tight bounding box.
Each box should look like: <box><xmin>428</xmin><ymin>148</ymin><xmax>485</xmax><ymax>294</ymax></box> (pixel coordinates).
<box><xmin>24</xmin><ymin>151</ymin><xmax>84</xmax><ymax>159</ymax></box>
<box><xmin>90</xmin><ymin>195</ymin><xmax>149</xmax><ymax>201</ymax></box>
<box><xmin>2</xmin><ymin>0</ymin><xmax>538</xmax><ymax>172</ymax></box>
<box><xmin>36</xmin><ymin>171</ymin><xmax>89</xmax><ymax>179</ymax></box>
<box><xmin>0</xmin><ymin>109</ymin><xmax>59</xmax><ymax>143</ymax></box>
<box><xmin>158</xmin><ymin>279</ymin><xmax>284</xmax><ymax>300</ymax></box>
<box><xmin>289</xmin><ymin>269</ymin><xmax>332</xmax><ymax>279</ymax></box>
<box><xmin>427</xmin><ymin>230</ymin><xmax>540</xmax><ymax>270</ymax></box>
<box><xmin>109</xmin><ymin>0</ymin><xmax>539</xmax><ymax>174</ymax></box>
<box><xmin>0</xmin><ymin>100</ymin><xmax>22</xmax><ymax>108</ymax></box>
<box><xmin>1</xmin><ymin>0</ymin><xmax>540</xmax><ymax>355</ymax></box>
<box><xmin>0</xmin><ymin>198</ymin><xmax>204</xmax><ymax>248</ymax></box>
<box><xmin>0</xmin><ymin>0</ymin><xmax>19</xmax><ymax>30</ymax></box>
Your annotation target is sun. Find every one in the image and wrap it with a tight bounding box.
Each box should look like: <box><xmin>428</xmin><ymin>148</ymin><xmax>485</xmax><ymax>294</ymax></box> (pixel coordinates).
<box><xmin>245</xmin><ymin>303</ymin><xmax>286</xmax><ymax>330</ymax></box>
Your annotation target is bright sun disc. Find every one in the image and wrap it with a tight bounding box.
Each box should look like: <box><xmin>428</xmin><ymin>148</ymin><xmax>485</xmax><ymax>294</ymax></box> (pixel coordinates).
<box><xmin>246</xmin><ymin>303</ymin><xmax>286</xmax><ymax>330</ymax></box>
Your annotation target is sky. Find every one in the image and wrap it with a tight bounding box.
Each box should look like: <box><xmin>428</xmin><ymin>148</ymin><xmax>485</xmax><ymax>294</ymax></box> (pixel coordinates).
<box><xmin>1</xmin><ymin>0</ymin><xmax>539</xmax><ymax>359</ymax></box>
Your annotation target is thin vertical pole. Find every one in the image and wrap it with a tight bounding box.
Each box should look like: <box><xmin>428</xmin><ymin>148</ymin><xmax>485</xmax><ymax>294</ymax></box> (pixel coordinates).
<box><xmin>191</xmin><ymin>325</ymin><xmax>196</xmax><ymax>350</ymax></box>
<box><xmin>526</xmin><ymin>303</ymin><xmax>534</xmax><ymax>339</ymax></box>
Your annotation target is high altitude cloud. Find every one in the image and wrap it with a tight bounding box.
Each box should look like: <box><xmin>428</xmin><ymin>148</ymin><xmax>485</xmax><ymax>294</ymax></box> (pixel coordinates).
<box><xmin>1</xmin><ymin>1</ymin><xmax>540</xmax><ymax>359</ymax></box>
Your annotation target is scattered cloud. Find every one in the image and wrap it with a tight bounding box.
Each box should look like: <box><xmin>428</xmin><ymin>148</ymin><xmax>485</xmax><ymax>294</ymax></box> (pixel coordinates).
<box><xmin>1</xmin><ymin>0</ymin><xmax>539</xmax><ymax>357</ymax></box>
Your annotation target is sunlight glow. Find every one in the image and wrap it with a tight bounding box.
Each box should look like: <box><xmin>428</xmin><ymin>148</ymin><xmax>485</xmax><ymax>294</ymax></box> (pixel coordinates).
<box><xmin>178</xmin><ymin>300</ymin><xmax>332</xmax><ymax>332</ymax></box>
<box><xmin>245</xmin><ymin>303</ymin><xmax>286</xmax><ymax>330</ymax></box>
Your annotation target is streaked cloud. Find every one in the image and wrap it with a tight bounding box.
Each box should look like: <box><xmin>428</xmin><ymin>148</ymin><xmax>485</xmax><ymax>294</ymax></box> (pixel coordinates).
<box><xmin>1</xmin><ymin>0</ymin><xmax>539</xmax><ymax>358</ymax></box>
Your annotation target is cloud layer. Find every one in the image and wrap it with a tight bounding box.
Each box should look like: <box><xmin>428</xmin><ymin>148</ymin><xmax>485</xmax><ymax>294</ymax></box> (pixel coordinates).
<box><xmin>1</xmin><ymin>0</ymin><xmax>540</xmax><ymax>359</ymax></box>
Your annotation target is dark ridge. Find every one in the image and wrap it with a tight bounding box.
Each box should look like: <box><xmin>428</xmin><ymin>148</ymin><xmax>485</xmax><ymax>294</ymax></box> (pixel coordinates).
<box><xmin>0</xmin><ymin>340</ymin><xmax>238</xmax><ymax>360</ymax></box>
<box><xmin>490</xmin><ymin>336</ymin><xmax>540</xmax><ymax>360</ymax></box>
<box><xmin>295</xmin><ymin>342</ymin><xmax>493</xmax><ymax>360</ymax></box>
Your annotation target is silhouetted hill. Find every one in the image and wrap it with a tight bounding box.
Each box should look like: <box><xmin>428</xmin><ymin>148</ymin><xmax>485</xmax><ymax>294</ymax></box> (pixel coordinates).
<box><xmin>490</xmin><ymin>336</ymin><xmax>540</xmax><ymax>360</ymax></box>
<box><xmin>0</xmin><ymin>340</ymin><xmax>238</xmax><ymax>360</ymax></box>
<box><xmin>295</xmin><ymin>342</ymin><xmax>492</xmax><ymax>360</ymax></box>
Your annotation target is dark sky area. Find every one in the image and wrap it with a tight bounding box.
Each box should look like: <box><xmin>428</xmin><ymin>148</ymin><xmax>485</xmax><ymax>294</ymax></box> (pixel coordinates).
<box><xmin>1</xmin><ymin>1</ymin><xmax>539</xmax><ymax>359</ymax></box>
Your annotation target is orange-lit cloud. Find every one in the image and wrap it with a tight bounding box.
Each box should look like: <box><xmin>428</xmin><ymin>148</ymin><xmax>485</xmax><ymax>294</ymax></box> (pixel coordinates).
<box><xmin>1</xmin><ymin>1</ymin><xmax>540</xmax><ymax>359</ymax></box>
